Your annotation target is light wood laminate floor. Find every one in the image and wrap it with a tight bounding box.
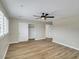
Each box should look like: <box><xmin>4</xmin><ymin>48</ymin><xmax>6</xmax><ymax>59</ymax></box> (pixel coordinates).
<box><xmin>5</xmin><ymin>40</ymin><xmax>79</xmax><ymax>59</ymax></box>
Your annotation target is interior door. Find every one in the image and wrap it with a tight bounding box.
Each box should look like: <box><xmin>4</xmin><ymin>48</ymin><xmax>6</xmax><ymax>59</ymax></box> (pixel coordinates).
<box><xmin>18</xmin><ymin>23</ymin><xmax>28</xmax><ymax>42</ymax></box>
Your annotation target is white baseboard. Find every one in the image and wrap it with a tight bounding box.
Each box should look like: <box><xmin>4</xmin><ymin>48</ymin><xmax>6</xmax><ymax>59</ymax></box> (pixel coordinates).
<box><xmin>10</xmin><ymin>40</ymin><xmax>29</xmax><ymax>44</ymax></box>
<box><xmin>3</xmin><ymin>44</ymin><xmax>9</xmax><ymax>59</ymax></box>
<box><xmin>53</xmin><ymin>41</ymin><xmax>79</xmax><ymax>51</ymax></box>
<box><xmin>9</xmin><ymin>41</ymin><xmax>19</xmax><ymax>44</ymax></box>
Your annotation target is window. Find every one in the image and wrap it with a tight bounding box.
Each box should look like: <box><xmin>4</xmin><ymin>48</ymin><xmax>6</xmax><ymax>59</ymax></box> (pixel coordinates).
<box><xmin>0</xmin><ymin>11</ymin><xmax>9</xmax><ymax>37</ymax></box>
<box><xmin>3</xmin><ymin>17</ymin><xmax>9</xmax><ymax>34</ymax></box>
<box><xmin>0</xmin><ymin>11</ymin><xmax>4</xmax><ymax>36</ymax></box>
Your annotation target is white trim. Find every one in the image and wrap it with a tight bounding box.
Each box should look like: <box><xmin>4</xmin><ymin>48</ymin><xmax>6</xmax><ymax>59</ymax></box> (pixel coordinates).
<box><xmin>35</xmin><ymin>38</ymin><xmax>45</xmax><ymax>40</ymax></box>
<box><xmin>9</xmin><ymin>38</ymin><xmax>46</xmax><ymax>44</ymax></box>
<box><xmin>9</xmin><ymin>41</ymin><xmax>20</xmax><ymax>44</ymax></box>
<box><xmin>53</xmin><ymin>41</ymin><xmax>79</xmax><ymax>51</ymax></box>
<box><xmin>3</xmin><ymin>44</ymin><xmax>9</xmax><ymax>59</ymax></box>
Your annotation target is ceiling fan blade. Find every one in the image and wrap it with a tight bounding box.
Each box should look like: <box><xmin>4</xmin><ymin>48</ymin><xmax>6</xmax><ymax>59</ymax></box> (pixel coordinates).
<box><xmin>33</xmin><ymin>15</ymin><xmax>40</xmax><ymax>17</ymax></box>
<box><xmin>35</xmin><ymin>17</ymin><xmax>41</xmax><ymax>19</ymax></box>
<box><xmin>46</xmin><ymin>16</ymin><xmax>54</xmax><ymax>18</ymax></box>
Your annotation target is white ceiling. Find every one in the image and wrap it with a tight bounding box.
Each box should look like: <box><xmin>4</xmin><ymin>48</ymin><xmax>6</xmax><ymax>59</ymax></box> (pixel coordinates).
<box><xmin>1</xmin><ymin>0</ymin><xmax>79</xmax><ymax>21</ymax></box>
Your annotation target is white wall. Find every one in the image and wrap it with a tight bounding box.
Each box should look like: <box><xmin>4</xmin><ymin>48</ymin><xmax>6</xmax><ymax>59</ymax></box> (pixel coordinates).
<box><xmin>9</xmin><ymin>19</ymin><xmax>45</xmax><ymax>43</ymax></box>
<box><xmin>53</xmin><ymin>15</ymin><xmax>79</xmax><ymax>50</ymax></box>
<box><xmin>0</xmin><ymin>1</ymin><xmax>9</xmax><ymax>59</ymax></box>
<box><xmin>0</xmin><ymin>35</ymin><xmax>9</xmax><ymax>59</ymax></box>
<box><xmin>45</xmin><ymin>24</ymin><xmax>53</xmax><ymax>38</ymax></box>
<box><xmin>29</xmin><ymin>24</ymin><xmax>35</xmax><ymax>39</ymax></box>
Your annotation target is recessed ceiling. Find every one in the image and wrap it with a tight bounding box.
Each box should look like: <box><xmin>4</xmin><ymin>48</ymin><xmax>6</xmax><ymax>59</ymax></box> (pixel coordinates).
<box><xmin>1</xmin><ymin>0</ymin><xmax>79</xmax><ymax>21</ymax></box>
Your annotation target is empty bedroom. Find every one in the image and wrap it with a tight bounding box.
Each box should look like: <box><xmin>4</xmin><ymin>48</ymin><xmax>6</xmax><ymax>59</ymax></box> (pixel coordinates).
<box><xmin>0</xmin><ymin>0</ymin><xmax>79</xmax><ymax>59</ymax></box>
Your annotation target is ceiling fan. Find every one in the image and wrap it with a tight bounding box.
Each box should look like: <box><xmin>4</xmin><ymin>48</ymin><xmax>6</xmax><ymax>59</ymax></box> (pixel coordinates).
<box><xmin>34</xmin><ymin>13</ymin><xmax>54</xmax><ymax>20</ymax></box>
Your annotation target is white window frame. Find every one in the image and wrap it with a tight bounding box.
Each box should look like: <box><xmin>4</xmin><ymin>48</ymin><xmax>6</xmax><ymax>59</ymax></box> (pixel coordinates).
<box><xmin>0</xmin><ymin>11</ymin><xmax>9</xmax><ymax>37</ymax></box>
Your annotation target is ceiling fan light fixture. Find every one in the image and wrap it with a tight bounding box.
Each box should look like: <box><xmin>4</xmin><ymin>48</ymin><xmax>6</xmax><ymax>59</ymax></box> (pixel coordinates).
<box><xmin>41</xmin><ymin>17</ymin><xmax>45</xmax><ymax>20</ymax></box>
<box><xmin>34</xmin><ymin>12</ymin><xmax>54</xmax><ymax>20</ymax></box>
